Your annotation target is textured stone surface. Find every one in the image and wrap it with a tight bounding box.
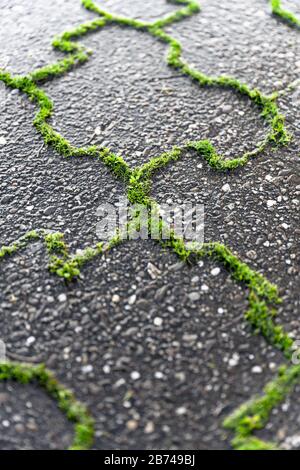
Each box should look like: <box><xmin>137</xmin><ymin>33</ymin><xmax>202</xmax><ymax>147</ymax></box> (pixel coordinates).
<box><xmin>0</xmin><ymin>0</ymin><xmax>299</xmax><ymax>450</ymax></box>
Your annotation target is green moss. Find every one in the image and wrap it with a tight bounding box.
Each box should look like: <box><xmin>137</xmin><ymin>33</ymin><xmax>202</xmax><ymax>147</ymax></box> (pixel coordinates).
<box><xmin>230</xmin><ymin>436</ymin><xmax>277</xmax><ymax>451</ymax></box>
<box><xmin>270</xmin><ymin>0</ymin><xmax>300</xmax><ymax>28</ymax></box>
<box><xmin>0</xmin><ymin>230</ymin><xmax>40</xmax><ymax>259</ymax></box>
<box><xmin>0</xmin><ymin>0</ymin><xmax>291</xmax><ymax>181</ymax></box>
<box><xmin>152</xmin><ymin>0</ymin><xmax>201</xmax><ymax>29</ymax></box>
<box><xmin>245</xmin><ymin>292</ymin><xmax>293</xmax><ymax>358</ymax></box>
<box><xmin>45</xmin><ymin>232</ymin><xmax>68</xmax><ymax>257</ymax></box>
<box><xmin>49</xmin><ymin>243</ymin><xmax>103</xmax><ymax>281</ymax></box>
<box><xmin>0</xmin><ymin>362</ymin><xmax>94</xmax><ymax>450</ymax></box>
<box><xmin>0</xmin><ymin>0</ymin><xmax>299</xmax><ymax>451</ymax></box>
<box><xmin>224</xmin><ymin>364</ymin><xmax>300</xmax><ymax>449</ymax></box>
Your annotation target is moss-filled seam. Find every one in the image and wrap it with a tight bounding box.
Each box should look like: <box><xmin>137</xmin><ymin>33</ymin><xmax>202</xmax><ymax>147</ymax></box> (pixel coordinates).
<box><xmin>0</xmin><ymin>0</ymin><xmax>298</xmax><ymax>451</ymax></box>
<box><xmin>0</xmin><ymin>362</ymin><xmax>94</xmax><ymax>450</ymax></box>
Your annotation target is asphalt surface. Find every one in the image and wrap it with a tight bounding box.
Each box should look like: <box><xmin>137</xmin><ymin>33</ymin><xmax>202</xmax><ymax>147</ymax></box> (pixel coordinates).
<box><xmin>0</xmin><ymin>0</ymin><xmax>299</xmax><ymax>450</ymax></box>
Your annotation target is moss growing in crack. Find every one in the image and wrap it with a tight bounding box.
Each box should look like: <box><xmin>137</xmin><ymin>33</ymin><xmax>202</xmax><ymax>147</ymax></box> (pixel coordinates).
<box><xmin>159</xmin><ymin>235</ymin><xmax>294</xmax><ymax>362</ymax></box>
<box><xmin>49</xmin><ymin>244</ymin><xmax>103</xmax><ymax>281</ymax></box>
<box><xmin>127</xmin><ymin>146</ymin><xmax>183</xmax><ymax>204</ymax></box>
<box><xmin>159</xmin><ymin>234</ymin><xmax>298</xmax><ymax>450</ymax></box>
<box><xmin>161</xmin><ymin>234</ymin><xmax>192</xmax><ymax>261</ymax></box>
<box><xmin>99</xmin><ymin>150</ymin><xmax>132</xmax><ymax>182</ymax></box>
<box><xmin>198</xmin><ymin>242</ymin><xmax>279</xmax><ymax>302</ymax></box>
<box><xmin>224</xmin><ymin>364</ymin><xmax>300</xmax><ymax>450</ymax></box>
<box><xmin>126</xmin><ymin>136</ymin><xmax>272</xmax><ymax>207</ymax></box>
<box><xmin>245</xmin><ymin>292</ymin><xmax>293</xmax><ymax>358</ymax></box>
<box><xmin>0</xmin><ymin>230</ymin><xmax>40</xmax><ymax>259</ymax></box>
<box><xmin>0</xmin><ymin>0</ymin><xmax>299</xmax><ymax>451</ymax></box>
<box><xmin>0</xmin><ymin>226</ymin><xmax>290</xmax><ymax>358</ymax></box>
<box><xmin>0</xmin><ymin>362</ymin><xmax>94</xmax><ymax>450</ymax></box>
<box><xmin>82</xmin><ymin>0</ymin><xmax>149</xmax><ymax>29</ymax></box>
<box><xmin>187</xmin><ymin>140</ymin><xmax>248</xmax><ymax>170</ymax></box>
<box><xmin>30</xmin><ymin>56</ymin><xmax>88</xmax><ymax>83</ymax></box>
<box><xmin>152</xmin><ymin>0</ymin><xmax>200</xmax><ymax>29</ymax></box>
<box><xmin>49</xmin><ymin>257</ymin><xmax>81</xmax><ymax>281</ymax></box>
<box><xmin>0</xmin><ymin>0</ymin><xmax>291</xmax><ymax>174</ymax></box>
<box><xmin>147</xmin><ymin>14</ymin><xmax>290</xmax><ymax>150</ymax></box>
<box><xmin>45</xmin><ymin>232</ymin><xmax>69</xmax><ymax>257</ymax></box>
<box><xmin>232</xmin><ymin>436</ymin><xmax>277</xmax><ymax>450</ymax></box>
<box><xmin>270</xmin><ymin>0</ymin><xmax>300</xmax><ymax>28</ymax></box>
<box><xmin>0</xmin><ymin>226</ymin><xmax>297</xmax><ymax>450</ymax></box>
<box><xmin>30</xmin><ymin>17</ymin><xmax>107</xmax><ymax>83</ymax></box>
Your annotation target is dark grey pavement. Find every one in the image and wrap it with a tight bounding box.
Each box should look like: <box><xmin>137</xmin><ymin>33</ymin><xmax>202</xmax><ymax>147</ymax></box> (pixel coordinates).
<box><xmin>0</xmin><ymin>0</ymin><xmax>299</xmax><ymax>449</ymax></box>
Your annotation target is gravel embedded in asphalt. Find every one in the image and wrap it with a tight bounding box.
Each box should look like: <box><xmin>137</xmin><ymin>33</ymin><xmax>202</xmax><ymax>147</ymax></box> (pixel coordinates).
<box><xmin>0</xmin><ymin>0</ymin><xmax>299</xmax><ymax>450</ymax></box>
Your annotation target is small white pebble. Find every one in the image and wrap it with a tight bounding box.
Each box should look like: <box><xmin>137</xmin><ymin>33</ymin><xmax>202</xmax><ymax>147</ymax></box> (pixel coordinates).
<box><xmin>267</xmin><ymin>200</ymin><xmax>276</xmax><ymax>208</ymax></box>
<box><xmin>252</xmin><ymin>365</ymin><xmax>263</xmax><ymax>374</ymax></box>
<box><xmin>222</xmin><ymin>183</ymin><xmax>231</xmax><ymax>192</ymax></box>
<box><xmin>175</xmin><ymin>372</ymin><xmax>186</xmax><ymax>382</ymax></box>
<box><xmin>218</xmin><ymin>308</ymin><xmax>224</xmax><ymax>314</ymax></box>
<box><xmin>201</xmin><ymin>284</ymin><xmax>209</xmax><ymax>292</ymax></box>
<box><xmin>128</xmin><ymin>294</ymin><xmax>136</xmax><ymax>305</ymax></box>
<box><xmin>2</xmin><ymin>420</ymin><xmax>10</xmax><ymax>428</ymax></box>
<box><xmin>188</xmin><ymin>292</ymin><xmax>200</xmax><ymax>301</ymax></box>
<box><xmin>0</xmin><ymin>137</ymin><xmax>7</xmax><ymax>146</ymax></box>
<box><xmin>162</xmin><ymin>424</ymin><xmax>170</xmax><ymax>433</ymax></box>
<box><xmin>25</xmin><ymin>336</ymin><xmax>35</xmax><ymax>347</ymax></box>
<box><xmin>144</xmin><ymin>421</ymin><xmax>155</xmax><ymax>434</ymax></box>
<box><xmin>228</xmin><ymin>353</ymin><xmax>240</xmax><ymax>368</ymax></box>
<box><xmin>154</xmin><ymin>371</ymin><xmax>164</xmax><ymax>379</ymax></box>
<box><xmin>211</xmin><ymin>267</ymin><xmax>220</xmax><ymax>276</ymax></box>
<box><xmin>114</xmin><ymin>378</ymin><xmax>125</xmax><ymax>388</ymax></box>
<box><xmin>81</xmin><ymin>365</ymin><xmax>93</xmax><ymax>374</ymax></box>
<box><xmin>176</xmin><ymin>406</ymin><xmax>187</xmax><ymax>416</ymax></box>
<box><xmin>112</xmin><ymin>294</ymin><xmax>120</xmax><ymax>303</ymax></box>
<box><xmin>103</xmin><ymin>364</ymin><xmax>111</xmax><ymax>374</ymax></box>
<box><xmin>126</xmin><ymin>419</ymin><xmax>138</xmax><ymax>431</ymax></box>
<box><xmin>58</xmin><ymin>293</ymin><xmax>67</xmax><ymax>302</ymax></box>
<box><xmin>153</xmin><ymin>317</ymin><xmax>163</xmax><ymax>327</ymax></box>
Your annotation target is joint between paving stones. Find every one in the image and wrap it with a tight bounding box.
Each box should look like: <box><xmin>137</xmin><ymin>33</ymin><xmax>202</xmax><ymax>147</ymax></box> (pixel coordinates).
<box><xmin>0</xmin><ymin>0</ymin><xmax>299</xmax><ymax>450</ymax></box>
